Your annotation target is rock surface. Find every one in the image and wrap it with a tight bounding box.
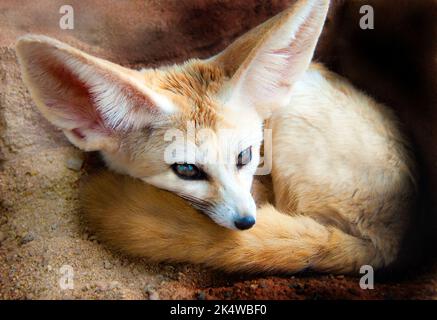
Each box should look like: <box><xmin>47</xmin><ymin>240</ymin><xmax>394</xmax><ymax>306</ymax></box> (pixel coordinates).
<box><xmin>1</xmin><ymin>0</ymin><xmax>437</xmax><ymax>299</ymax></box>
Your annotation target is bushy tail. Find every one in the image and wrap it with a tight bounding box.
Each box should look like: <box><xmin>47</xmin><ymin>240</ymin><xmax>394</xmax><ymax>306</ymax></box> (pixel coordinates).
<box><xmin>81</xmin><ymin>172</ymin><xmax>386</xmax><ymax>274</ymax></box>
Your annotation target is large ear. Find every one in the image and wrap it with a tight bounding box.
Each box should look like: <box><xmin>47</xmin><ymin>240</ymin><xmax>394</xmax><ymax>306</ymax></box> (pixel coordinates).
<box><xmin>16</xmin><ymin>35</ymin><xmax>175</xmax><ymax>152</ymax></box>
<box><xmin>213</xmin><ymin>0</ymin><xmax>329</xmax><ymax>117</ymax></box>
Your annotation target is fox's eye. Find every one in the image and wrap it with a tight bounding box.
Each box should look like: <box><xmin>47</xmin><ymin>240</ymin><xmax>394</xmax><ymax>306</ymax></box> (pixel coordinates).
<box><xmin>237</xmin><ymin>146</ymin><xmax>252</xmax><ymax>168</ymax></box>
<box><xmin>171</xmin><ymin>163</ymin><xmax>206</xmax><ymax>180</ymax></box>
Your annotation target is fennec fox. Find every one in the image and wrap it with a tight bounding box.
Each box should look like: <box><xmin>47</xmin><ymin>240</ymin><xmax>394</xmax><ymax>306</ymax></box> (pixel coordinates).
<box><xmin>16</xmin><ymin>0</ymin><xmax>416</xmax><ymax>273</ymax></box>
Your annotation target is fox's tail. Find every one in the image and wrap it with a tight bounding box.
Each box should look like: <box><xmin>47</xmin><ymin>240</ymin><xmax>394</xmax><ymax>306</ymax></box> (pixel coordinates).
<box><xmin>81</xmin><ymin>172</ymin><xmax>387</xmax><ymax>274</ymax></box>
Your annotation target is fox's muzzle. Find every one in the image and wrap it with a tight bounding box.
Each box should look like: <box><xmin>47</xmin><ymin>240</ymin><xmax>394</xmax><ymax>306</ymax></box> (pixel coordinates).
<box><xmin>233</xmin><ymin>216</ymin><xmax>256</xmax><ymax>230</ymax></box>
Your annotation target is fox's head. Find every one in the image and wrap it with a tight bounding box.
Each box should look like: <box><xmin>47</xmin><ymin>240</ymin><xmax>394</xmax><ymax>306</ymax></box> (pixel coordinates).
<box><xmin>16</xmin><ymin>0</ymin><xmax>329</xmax><ymax>230</ymax></box>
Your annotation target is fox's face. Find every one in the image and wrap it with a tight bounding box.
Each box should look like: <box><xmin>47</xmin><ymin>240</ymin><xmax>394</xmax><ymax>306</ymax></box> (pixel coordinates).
<box><xmin>16</xmin><ymin>0</ymin><xmax>329</xmax><ymax>229</ymax></box>
<box><xmin>102</xmin><ymin>61</ymin><xmax>264</xmax><ymax>229</ymax></box>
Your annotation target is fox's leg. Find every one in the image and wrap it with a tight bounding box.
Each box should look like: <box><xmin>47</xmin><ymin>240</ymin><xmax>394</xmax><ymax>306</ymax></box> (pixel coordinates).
<box><xmin>82</xmin><ymin>172</ymin><xmax>386</xmax><ymax>274</ymax></box>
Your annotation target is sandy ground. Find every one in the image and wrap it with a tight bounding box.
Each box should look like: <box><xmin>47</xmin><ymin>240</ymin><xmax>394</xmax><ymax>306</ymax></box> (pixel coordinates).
<box><xmin>1</xmin><ymin>0</ymin><xmax>437</xmax><ymax>299</ymax></box>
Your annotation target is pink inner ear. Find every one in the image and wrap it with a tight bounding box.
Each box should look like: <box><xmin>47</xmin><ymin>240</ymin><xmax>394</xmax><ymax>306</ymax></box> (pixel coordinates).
<box><xmin>31</xmin><ymin>48</ymin><xmax>162</xmax><ymax>134</ymax></box>
<box><xmin>270</xmin><ymin>47</ymin><xmax>295</xmax><ymax>78</ymax></box>
<box><xmin>71</xmin><ymin>128</ymin><xmax>85</xmax><ymax>140</ymax></box>
<box><xmin>40</xmin><ymin>61</ymin><xmax>112</xmax><ymax>136</ymax></box>
<box><xmin>44</xmin><ymin>98</ymin><xmax>110</xmax><ymax>135</ymax></box>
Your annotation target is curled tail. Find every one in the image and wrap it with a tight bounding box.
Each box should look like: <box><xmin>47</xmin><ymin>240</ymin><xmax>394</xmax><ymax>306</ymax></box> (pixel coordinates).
<box><xmin>81</xmin><ymin>172</ymin><xmax>386</xmax><ymax>274</ymax></box>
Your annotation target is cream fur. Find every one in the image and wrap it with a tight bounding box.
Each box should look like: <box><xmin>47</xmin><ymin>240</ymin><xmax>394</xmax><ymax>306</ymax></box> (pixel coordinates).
<box><xmin>16</xmin><ymin>0</ymin><xmax>416</xmax><ymax>273</ymax></box>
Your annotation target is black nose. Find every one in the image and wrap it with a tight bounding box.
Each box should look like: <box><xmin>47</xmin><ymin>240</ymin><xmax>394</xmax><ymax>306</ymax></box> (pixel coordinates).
<box><xmin>234</xmin><ymin>216</ymin><xmax>255</xmax><ymax>230</ymax></box>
